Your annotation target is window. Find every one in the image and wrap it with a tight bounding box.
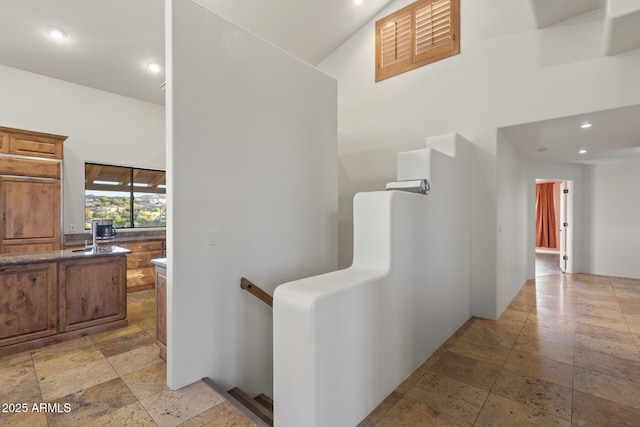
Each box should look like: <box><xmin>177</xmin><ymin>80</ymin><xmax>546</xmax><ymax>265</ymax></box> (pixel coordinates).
<box><xmin>84</xmin><ymin>163</ymin><xmax>166</xmax><ymax>229</ymax></box>
<box><xmin>375</xmin><ymin>0</ymin><xmax>459</xmax><ymax>82</ymax></box>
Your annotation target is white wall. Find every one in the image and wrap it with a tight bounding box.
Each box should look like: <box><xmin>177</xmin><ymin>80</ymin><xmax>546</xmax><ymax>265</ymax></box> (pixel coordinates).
<box><xmin>167</xmin><ymin>0</ymin><xmax>337</xmax><ymax>394</ymax></box>
<box><xmin>585</xmin><ymin>158</ymin><xmax>640</xmax><ymax>278</ymax></box>
<box><xmin>0</xmin><ymin>64</ymin><xmax>165</xmax><ymax>234</ymax></box>
<box><xmin>317</xmin><ymin>0</ymin><xmax>640</xmax><ymax>318</ymax></box>
<box><xmin>496</xmin><ymin>132</ymin><xmax>528</xmax><ymax>316</ymax></box>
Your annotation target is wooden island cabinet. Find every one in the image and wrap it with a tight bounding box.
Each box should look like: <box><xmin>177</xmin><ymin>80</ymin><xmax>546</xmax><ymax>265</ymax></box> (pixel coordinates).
<box><xmin>0</xmin><ymin>263</ymin><xmax>58</xmax><ymax>348</ymax></box>
<box><xmin>0</xmin><ymin>247</ymin><xmax>130</xmax><ymax>356</ymax></box>
<box><xmin>58</xmin><ymin>256</ymin><xmax>127</xmax><ymax>333</ymax></box>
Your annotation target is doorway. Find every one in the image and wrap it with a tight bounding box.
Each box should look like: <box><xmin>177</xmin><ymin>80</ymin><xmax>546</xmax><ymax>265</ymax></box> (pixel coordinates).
<box><xmin>535</xmin><ymin>179</ymin><xmax>573</xmax><ymax>276</ymax></box>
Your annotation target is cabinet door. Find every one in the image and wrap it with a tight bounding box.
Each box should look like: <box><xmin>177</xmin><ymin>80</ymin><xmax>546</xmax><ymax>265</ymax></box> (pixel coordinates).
<box><xmin>0</xmin><ymin>263</ymin><xmax>57</xmax><ymax>348</ymax></box>
<box><xmin>58</xmin><ymin>256</ymin><xmax>127</xmax><ymax>332</ymax></box>
<box><xmin>0</xmin><ymin>177</ymin><xmax>61</xmax><ymax>247</ymax></box>
<box><xmin>155</xmin><ymin>266</ymin><xmax>167</xmax><ymax>360</ymax></box>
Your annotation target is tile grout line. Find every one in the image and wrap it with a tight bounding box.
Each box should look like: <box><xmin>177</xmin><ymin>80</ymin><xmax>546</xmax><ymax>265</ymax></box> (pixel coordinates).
<box><xmin>471</xmin><ymin>300</ymin><xmax>532</xmax><ymax>426</ymax></box>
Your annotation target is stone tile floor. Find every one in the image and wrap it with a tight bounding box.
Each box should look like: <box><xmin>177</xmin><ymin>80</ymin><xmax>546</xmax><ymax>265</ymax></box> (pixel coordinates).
<box><xmin>0</xmin><ymin>290</ymin><xmax>255</xmax><ymax>427</ymax></box>
<box><xmin>360</xmin><ymin>273</ymin><xmax>640</xmax><ymax>426</ymax></box>
<box><xmin>2</xmin><ymin>273</ymin><xmax>640</xmax><ymax>426</ymax></box>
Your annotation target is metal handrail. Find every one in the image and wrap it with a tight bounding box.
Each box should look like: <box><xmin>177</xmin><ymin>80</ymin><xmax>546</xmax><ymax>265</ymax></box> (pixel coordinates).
<box><xmin>240</xmin><ymin>277</ymin><xmax>273</xmax><ymax>307</ymax></box>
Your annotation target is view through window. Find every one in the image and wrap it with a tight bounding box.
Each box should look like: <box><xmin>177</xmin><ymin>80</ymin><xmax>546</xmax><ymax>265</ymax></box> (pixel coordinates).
<box><xmin>84</xmin><ymin>163</ymin><xmax>166</xmax><ymax>229</ymax></box>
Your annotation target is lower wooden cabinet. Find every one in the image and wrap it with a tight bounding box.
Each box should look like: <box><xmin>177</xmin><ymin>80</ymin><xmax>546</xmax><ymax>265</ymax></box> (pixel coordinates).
<box><xmin>0</xmin><ymin>254</ymin><xmax>128</xmax><ymax>355</ymax></box>
<box><xmin>155</xmin><ymin>263</ymin><xmax>167</xmax><ymax>360</ymax></box>
<box><xmin>0</xmin><ymin>263</ymin><xmax>57</xmax><ymax>347</ymax></box>
<box><xmin>117</xmin><ymin>240</ymin><xmax>165</xmax><ymax>292</ymax></box>
<box><xmin>58</xmin><ymin>256</ymin><xmax>127</xmax><ymax>333</ymax></box>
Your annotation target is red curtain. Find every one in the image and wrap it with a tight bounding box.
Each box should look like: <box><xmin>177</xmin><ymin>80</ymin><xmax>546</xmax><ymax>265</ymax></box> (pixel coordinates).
<box><xmin>536</xmin><ymin>183</ymin><xmax>557</xmax><ymax>248</ymax></box>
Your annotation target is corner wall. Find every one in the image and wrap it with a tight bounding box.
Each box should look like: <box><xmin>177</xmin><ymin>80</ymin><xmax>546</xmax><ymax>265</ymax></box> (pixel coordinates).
<box><xmin>585</xmin><ymin>158</ymin><xmax>640</xmax><ymax>278</ymax></box>
<box><xmin>166</xmin><ymin>0</ymin><xmax>337</xmax><ymax>394</ymax></box>
<box><xmin>496</xmin><ymin>132</ymin><xmax>528</xmax><ymax>315</ymax></box>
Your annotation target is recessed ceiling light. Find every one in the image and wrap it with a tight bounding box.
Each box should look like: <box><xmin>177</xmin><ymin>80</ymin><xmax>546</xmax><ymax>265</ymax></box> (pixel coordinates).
<box><xmin>580</xmin><ymin>122</ymin><xmax>592</xmax><ymax>129</ymax></box>
<box><xmin>46</xmin><ymin>27</ymin><xmax>67</xmax><ymax>40</ymax></box>
<box><xmin>354</xmin><ymin>0</ymin><xmax>363</xmax><ymax>5</ymax></box>
<box><xmin>146</xmin><ymin>63</ymin><xmax>162</xmax><ymax>73</ymax></box>
<box><xmin>579</xmin><ymin>149</ymin><xmax>587</xmax><ymax>154</ymax></box>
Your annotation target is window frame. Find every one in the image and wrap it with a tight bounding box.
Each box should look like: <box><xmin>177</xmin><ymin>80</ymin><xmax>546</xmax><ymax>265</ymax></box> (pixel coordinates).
<box><xmin>375</xmin><ymin>0</ymin><xmax>460</xmax><ymax>82</ymax></box>
<box><xmin>84</xmin><ymin>162</ymin><xmax>166</xmax><ymax>230</ymax></box>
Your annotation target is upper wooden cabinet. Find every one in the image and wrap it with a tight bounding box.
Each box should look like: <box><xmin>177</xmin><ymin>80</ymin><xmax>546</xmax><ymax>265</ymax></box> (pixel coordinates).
<box><xmin>0</xmin><ymin>126</ymin><xmax>65</xmax><ymax>159</ymax></box>
<box><xmin>0</xmin><ymin>126</ymin><xmax>66</xmax><ymax>254</ymax></box>
<box><xmin>0</xmin><ymin>131</ymin><xmax>9</xmax><ymax>153</ymax></box>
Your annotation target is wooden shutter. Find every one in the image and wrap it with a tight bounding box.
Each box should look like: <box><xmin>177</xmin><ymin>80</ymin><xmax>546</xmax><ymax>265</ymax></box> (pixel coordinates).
<box><xmin>376</xmin><ymin>5</ymin><xmax>413</xmax><ymax>81</ymax></box>
<box><xmin>376</xmin><ymin>0</ymin><xmax>459</xmax><ymax>82</ymax></box>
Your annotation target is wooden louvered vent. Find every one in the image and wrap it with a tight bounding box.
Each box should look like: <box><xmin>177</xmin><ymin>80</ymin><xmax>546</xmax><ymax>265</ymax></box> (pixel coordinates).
<box><xmin>375</xmin><ymin>0</ymin><xmax>459</xmax><ymax>82</ymax></box>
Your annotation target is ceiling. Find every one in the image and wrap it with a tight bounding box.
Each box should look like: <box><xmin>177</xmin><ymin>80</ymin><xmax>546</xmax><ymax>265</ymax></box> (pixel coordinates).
<box><xmin>0</xmin><ymin>0</ymin><xmax>395</xmax><ymax>105</ymax></box>
<box><xmin>1</xmin><ymin>0</ymin><xmax>639</xmax><ymax>164</ymax></box>
<box><xmin>500</xmin><ymin>105</ymin><xmax>640</xmax><ymax>164</ymax></box>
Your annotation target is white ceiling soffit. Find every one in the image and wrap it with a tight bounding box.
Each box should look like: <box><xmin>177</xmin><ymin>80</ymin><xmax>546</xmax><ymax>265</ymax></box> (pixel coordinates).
<box><xmin>500</xmin><ymin>104</ymin><xmax>640</xmax><ymax>164</ymax></box>
<box><xmin>193</xmin><ymin>0</ymin><xmax>396</xmax><ymax>65</ymax></box>
<box><xmin>529</xmin><ymin>0</ymin><xmax>601</xmax><ymax>28</ymax></box>
<box><xmin>602</xmin><ymin>0</ymin><xmax>640</xmax><ymax>55</ymax></box>
<box><xmin>528</xmin><ymin>0</ymin><xmax>640</xmax><ymax>55</ymax></box>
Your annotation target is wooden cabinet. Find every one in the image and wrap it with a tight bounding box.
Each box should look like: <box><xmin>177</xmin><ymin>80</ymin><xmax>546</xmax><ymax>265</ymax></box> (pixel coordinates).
<box><xmin>155</xmin><ymin>263</ymin><xmax>167</xmax><ymax>360</ymax></box>
<box><xmin>0</xmin><ymin>177</ymin><xmax>61</xmax><ymax>254</ymax></box>
<box><xmin>117</xmin><ymin>240</ymin><xmax>165</xmax><ymax>292</ymax></box>
<box><xmin>8</xmin><ymin>132</ymin><xmax>64</xmax><ymax>159</ymax></box>
<box><xmin>58</xmin><ymin>256</ymin><xmax>127</xmax><ymax>333</ymax></box>
<box><xmin>0</xmin><ymin>126</ymin><xmax>65</xmax><ymax>254</ymax></box>
<box><xmin>0</xmin><ymin>263</ymin><xmax>57</xmax><ymax>347</ymax></box>
<box><xmin>0</xmin><ymin>131</ymin><xmax>9</xmax><ymax>153</ymax></box>
<box><xmin>0</xmin><ymin>252</ymin><xmax>129</xmax><ymax>356</ymax></box>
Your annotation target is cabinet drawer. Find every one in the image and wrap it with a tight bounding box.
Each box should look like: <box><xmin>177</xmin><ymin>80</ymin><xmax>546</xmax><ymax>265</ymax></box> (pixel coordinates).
<box><xmin>0</xmin><ymin>241</ymin><xmax>58</xmax><ymax>254</ymax></box>
<box><xmin>9</xmin><ymin>134</ymin><xmax>63</xmax><ymax>159</ymax></box>
<box><xmin>119</xmin><ymin>240</ymin><xmax>164</xmax><ymax>252</ymax></box>
<box><xmin>127</xmin><ymin>250</ymin><xmax>164</xmax><ymax>269</ymax></box>
<box><xmin>127</xmin><ymin>267</ymin><xmax>156</xmax><ymax>288</ymax></box>
<box><xmin>0</xmin><ymin>156</ymin><xmax>60</xmax><ymax>179</ymax></box>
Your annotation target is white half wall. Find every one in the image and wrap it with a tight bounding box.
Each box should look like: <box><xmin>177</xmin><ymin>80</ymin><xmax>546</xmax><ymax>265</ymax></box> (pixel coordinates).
<box><xmin>585</xmin><ymin>158</ymin><xmax>640</xmax><ymax>278</ymax></box>
<box><xmin>166</xmin><ymin>0</ymin><xmax>337</xmax><ymax>394</ymax></box>
<box><xmin>274</xmin><ymin>134</ymin><xmax>471</xmax><ymax>426</ymax></box>
<box><xmin>0</xmin><ymin>64</ymin><xmax>165</xmax><ymax>234</ymax></box>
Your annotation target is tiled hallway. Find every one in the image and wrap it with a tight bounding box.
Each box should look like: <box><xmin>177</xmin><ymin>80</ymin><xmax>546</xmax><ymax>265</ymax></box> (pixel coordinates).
<box><xmin>360</xmin><ymin>273</ymin><xmax>640</xmax><ymax>426</ymax></box>
<box><xmin>3</xmin><ymin>273</ymin><xmax>640</xmax><ymax>426</ymax></box>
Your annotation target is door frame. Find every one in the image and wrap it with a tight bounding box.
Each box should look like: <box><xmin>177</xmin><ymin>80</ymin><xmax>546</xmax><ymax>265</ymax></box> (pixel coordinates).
<box><xmin>534</xmin><ymin>178</ymin><xmax>574</xmax><ymax>274</ymax></box>
<box><xmin>559</xmin><ymin>180</ymin><xmax>574</xmax><ymax>273</ymax></box>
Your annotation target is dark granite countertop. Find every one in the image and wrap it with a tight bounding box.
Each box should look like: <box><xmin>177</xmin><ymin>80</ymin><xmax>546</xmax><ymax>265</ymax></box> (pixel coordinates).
<box><xmin>0</xmin><ymin>246</ymin><xmax>131</xmax><ymax>267</ymax></box>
